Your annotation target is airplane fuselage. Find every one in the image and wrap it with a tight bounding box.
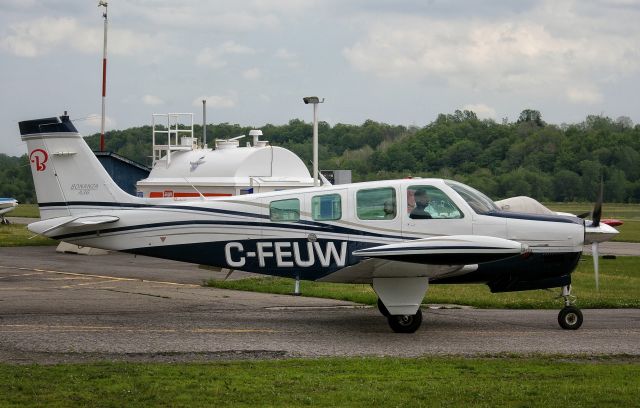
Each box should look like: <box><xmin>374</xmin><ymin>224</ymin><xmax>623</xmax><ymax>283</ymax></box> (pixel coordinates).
<box><xmin>35</xmin><ymin>179</ymin><xmax>584</xmax><ymax>290</ymax></box>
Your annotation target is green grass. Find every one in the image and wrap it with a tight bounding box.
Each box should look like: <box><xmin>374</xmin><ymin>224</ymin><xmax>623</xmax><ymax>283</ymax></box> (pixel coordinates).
<box><xmin>207</xmin><ymin>256</ymin><xmax>640</xmax><ymax>309</ymax></box>
<box><xmin>545</xmin><ymin>202</ymin><xmax>640</xmax><ymax>242</ymax></box>
<box><xmin>0</xmin><ymin>357</ymin><xmax>638</xmax><ymax>407</ymax></box>
<box><xmin>9</xmin><ymin>203</ymin><xmax>40</xmax><ymax>218</ymax></box>
<box><xmin>0</xmin><ymin>224</ymin><xmax>57</xmax><ymax>247</ymax></box>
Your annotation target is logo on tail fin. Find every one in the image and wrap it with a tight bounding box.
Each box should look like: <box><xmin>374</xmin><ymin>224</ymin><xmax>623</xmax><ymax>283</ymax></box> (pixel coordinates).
<box><xmin>29</xmin><ymin>149</ymin><xmax>48</xmax><ymax>172</ymax></box>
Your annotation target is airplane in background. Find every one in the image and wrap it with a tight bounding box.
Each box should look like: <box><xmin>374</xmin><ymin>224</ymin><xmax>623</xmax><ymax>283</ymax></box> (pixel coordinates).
<box><xmin>19</xmin><ymin>115</ymin><xmax>619</xmax><ymax>333</ymax></box>
<box><xmin>0</xmin><ymin>197</ymin><xmax>18</xmax><ymax>224</ymax></box>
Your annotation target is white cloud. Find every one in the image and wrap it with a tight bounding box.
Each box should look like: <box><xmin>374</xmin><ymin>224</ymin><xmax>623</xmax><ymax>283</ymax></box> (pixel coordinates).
<box><xmin>193</xmin><ymin>93</ymin><xmax>238</xmax><ymax>108</ymax></box>
<box><xmin>462</xmin><ymin>104</ymin><xmax>496</xmax><ymax>119</ymax></box>
<box><xmin>566</xmin><ymin>87</ymin><xmax>603</xmax><ymax>104</ymax></box>
<box><xmin>124</xmin><ymin>3</ymin><xmax>281</xmax><ymax>31</ymax></box>
<box><xmin>274</xmin><ymin>47</ymin><xmax>300</xmax><ymax>68</ymax></box>
<box><xmin>343</xmin><ymin>5</ymin><xmax>640</xmax><ymax>96</ymax></box>
<box><xmin>242</xmin><ymin>68</ymin><xmax>262</xmax><ymax>80</ymax></box>
<box><xmin>196</xmin><ymin>41</ymin><xmax>256</xmax><ymax>69</ymax></box>
<box><xmin>196</xmin><ymin>48</ymin><xmax>227</xmax><ymax>69</ymax></box>
<box><xmin>220</xmin><ymin>41</ymin><xmax>256</xmax><ymax>55</ymax></box>
<box><xmin>275</xmin><ymin>48</ymin><xmax>295</xmax><ymax>60</ymax></box>
<box><xmin>76</xmin><ymin>114</ymin><xmax>116</xmax><ymax>133</ymax></box>
<box><xmin>0</xmin><ymin>16</ymin><xmax>158</xmax><ymax>58</ymax></box>
<box><xmin>1</xmin><ymin>0</ymin><xmax>37</xmax><ymax>9</ymax></box>
<box><xmin>142</xmin><ymin>95</ymin><xmax>164</xmax><ymax>106</ymax></box>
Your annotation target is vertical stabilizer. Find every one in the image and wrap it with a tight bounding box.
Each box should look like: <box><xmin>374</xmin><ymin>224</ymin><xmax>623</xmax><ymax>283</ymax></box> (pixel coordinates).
<box><xmin>19</xmin><ymin>115</ymin><xmax>140</xmax><ymax>220</ymax></box>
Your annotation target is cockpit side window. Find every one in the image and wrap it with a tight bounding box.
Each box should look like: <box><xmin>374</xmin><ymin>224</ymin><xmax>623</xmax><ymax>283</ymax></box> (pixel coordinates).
<box><xmin>444</xmin><ymin>180</ymin><xmax>499</xmax><ymax>215</ymax></box>
<box><xmin>356</xmin><ymin>187</ymin><xmax>396</xmax><ymax>220</ymax></box>
<box><xmin>407</xmin><ymin>185</ymin><xmax>463</xmax><ymax>220</ymax></box>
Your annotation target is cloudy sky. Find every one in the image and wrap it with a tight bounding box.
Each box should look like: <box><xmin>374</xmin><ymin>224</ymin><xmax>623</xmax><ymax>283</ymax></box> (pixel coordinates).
<box><xmin>1</xmin><ymin>0</ymin><xmax>639</xmax><ymax>156</ymax></box>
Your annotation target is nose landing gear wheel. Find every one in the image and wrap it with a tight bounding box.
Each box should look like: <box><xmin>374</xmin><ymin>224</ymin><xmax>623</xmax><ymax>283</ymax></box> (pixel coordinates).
<box><xmin>558</xmin><ymin>306</ymin><xmax>583</xmax><ymax>330</ymax></box>
<box><xmin>387</xmin><ymin>309</ymin><xmax>422</xmax><ymax>333</ymax></box>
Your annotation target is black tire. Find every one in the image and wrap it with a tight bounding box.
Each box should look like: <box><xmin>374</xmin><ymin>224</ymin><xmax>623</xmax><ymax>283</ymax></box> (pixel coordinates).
<box><xmin>387</xmin><ymin>309</ymin><xmax>423</xmax><ymax>333</ymax></box>
<box><xmin>558</xmin><ymin>306</ymin><xmax>583</xmax><ymax>330</ymax></box>
<box><xmin>377</xmin><ymin>298</ymin><xmax>390</xmax><ymax>317</ymax></box>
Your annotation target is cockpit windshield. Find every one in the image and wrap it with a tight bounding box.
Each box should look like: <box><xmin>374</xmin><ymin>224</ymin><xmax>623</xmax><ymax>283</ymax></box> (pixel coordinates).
<box><xmin>444</xmin><ymin>180</ymin><xmax>499</xmax><ymax>215</ymax></box>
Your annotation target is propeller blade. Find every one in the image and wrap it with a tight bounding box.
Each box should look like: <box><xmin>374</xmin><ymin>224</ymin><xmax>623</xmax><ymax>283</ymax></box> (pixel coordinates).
<box><xmin>592</xmin><ymin>178</ymin><xmax>603</xmax><ymax>227</ymax></box>
<box><xmin>592</xmin><ymin>242</ymin><xmax>600</xmax><ymax>291</ymax></box>
<box><xmin>577</xmin><ymin>212</ymin><xmax>590</xmax><ymax>219</ymax></box>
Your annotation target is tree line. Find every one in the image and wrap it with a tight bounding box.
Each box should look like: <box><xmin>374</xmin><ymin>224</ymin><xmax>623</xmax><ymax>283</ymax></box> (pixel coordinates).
<box><xmin>2</xmin><ymin>110</ymin><xmax>639</xmax><ymax>203</ymax></box>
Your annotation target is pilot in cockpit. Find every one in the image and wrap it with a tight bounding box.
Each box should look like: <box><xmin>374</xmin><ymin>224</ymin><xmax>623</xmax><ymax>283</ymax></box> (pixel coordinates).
<box><xmin>410</xmin><ymin>189</ymin><xmax>433</xmax><ymax>219</ymax></box>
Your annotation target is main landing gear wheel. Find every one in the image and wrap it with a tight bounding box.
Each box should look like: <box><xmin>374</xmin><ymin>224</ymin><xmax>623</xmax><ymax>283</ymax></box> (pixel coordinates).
<box><xmin>558</xmin><ymin>306</ymin><xmax>583</xmax><ymax>330</ymax></box>
<box><xmin>387</xmin><ymin>309</ymin><xmax>422</xmax><ymax>333</ymax></box>
<box><xmin>377</xmin><ymin>298</ymin><xmax>390</xmax><ymax>317</ymax></box>
<box><xmin>557</xmin><ymin>285</ymin><xmax>583</xmax><ymax>330</ymax></box>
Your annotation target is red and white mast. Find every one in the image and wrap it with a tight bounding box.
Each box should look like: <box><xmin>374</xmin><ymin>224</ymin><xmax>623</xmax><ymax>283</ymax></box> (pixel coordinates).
<box><xmin>98</xmin><ymin>1</ymin><xmax>108</xmax><ymax>151</ymax></box>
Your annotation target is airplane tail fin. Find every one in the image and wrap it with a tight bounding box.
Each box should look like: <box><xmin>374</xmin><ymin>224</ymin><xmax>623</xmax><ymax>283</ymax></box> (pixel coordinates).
<box><xmin>19</xmin><ymin>115</ymin><xmax>141</xmax><ymax>220</ymax></box>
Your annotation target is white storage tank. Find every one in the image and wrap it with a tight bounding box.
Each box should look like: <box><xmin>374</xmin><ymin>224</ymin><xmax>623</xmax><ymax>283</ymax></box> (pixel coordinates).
<box><xmin>136</xmin><ymin>115</ymin><xmax>315</xmax><ymax>199</ymax></box>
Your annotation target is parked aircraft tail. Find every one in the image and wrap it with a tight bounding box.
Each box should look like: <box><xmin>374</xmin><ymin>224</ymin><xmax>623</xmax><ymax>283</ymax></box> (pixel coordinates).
<box><xmin>19</xmin><ymin>115</ymin><xmax>141</xmax><ymax>220</ymax></box>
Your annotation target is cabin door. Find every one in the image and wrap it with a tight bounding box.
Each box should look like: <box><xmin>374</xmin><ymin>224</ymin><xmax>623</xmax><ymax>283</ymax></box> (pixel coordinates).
<box><xmin>401</xmin><ymin>183</ymin><xmax>472</xmax><ymax>239</ymax></box>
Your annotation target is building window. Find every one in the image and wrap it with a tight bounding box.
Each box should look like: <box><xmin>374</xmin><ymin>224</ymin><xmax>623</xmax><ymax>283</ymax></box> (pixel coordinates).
<box><xmin>356</xmin><ymin>187</ymin><xmax>396</xmax><ymax>220</ymax></box>
<box><xmin>270</xmin><ymin>199</ymin><xmax>300</xmax><ymax>222</ymax></box>
<box><xmin>312</xmin><ymin>194</ymin><xmax>341</xmax><ymax>221</ymax></box>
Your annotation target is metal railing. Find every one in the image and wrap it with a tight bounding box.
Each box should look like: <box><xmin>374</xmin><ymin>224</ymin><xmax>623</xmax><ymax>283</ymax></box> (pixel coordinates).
<box><xmin>151</xmin><ymin>113</ymin><xmax>194</xmax><ymax>167</ymax></box>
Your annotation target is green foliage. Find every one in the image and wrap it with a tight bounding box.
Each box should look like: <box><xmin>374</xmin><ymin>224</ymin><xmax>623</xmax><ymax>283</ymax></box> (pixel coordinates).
<box><xmin>5</xmin><ymin>110</ymin><xmax>640</xmax><ymax>202</ymax></box>
<box><xmin>1</xmin><ymin>357</ymin><xmax>639</xmax><ymax>407</ymax></box>
<box><xmin>10</xmin><ymin>204</ymin><xmax>40</xmax><ymax>218</ymax></box>
<box><xmin>0</xmin><ymin>154</ymin><xmax>36</xmax><ymax>203</ymax></box>
<box><xmin>0</xmin><ymin>224</ymin><xmax>57</xmax><ymax>247</ymax></box>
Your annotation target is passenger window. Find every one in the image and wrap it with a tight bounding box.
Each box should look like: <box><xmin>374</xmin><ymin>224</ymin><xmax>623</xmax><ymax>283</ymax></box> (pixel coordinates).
<box><xmin>356</xmin><ymin>187</ymin><xmax>396</xmax><ymax>220</ymax></box>
<box><xmin>312</xmin><ymin>194</ymin><xmax>342</xmax><ymax>221</ymax></box>
<box><xmin>270</xmin><ymin>199</ymin><xmax>300</xmax><ymax>222</ymax></box>
<box><xmin>407</xmin><ymin>185</ymin><xmax>463</xmax><ymax>220</ymax></box>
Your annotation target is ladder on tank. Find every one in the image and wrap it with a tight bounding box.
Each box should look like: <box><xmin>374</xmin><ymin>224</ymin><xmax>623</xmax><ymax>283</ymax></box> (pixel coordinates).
<box><xmin>151</xmin><ymin>113</ymin><xmax>195</xmax><ymax>167</ymax></box>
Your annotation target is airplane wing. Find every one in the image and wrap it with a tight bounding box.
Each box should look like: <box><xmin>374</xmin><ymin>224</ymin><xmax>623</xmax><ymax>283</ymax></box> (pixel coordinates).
<box><xmin>321</xmin><ymin>235</ymin><xmax>528</xmax><ymax>283</ymax></box>
<box><xmin>0</xmin><ymin>198</ymin><xmax>18</xmax><ymax>216</ymax></box>
<box><xmin>352</xmin><ymin>235</ymin><xmax>528</xmax><ymax>265</ymax></box>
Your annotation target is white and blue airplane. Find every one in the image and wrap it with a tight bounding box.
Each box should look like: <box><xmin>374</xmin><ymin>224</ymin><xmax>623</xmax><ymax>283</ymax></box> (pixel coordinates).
<box><xmin>0</xmin><ymin>197</ymin><xmax>18</xmax><ymax>224</ymax></box>
<box><xmin>19</xmin><ymin>115</ymin><xmax>619</xmax><ymax>333</ymax></box>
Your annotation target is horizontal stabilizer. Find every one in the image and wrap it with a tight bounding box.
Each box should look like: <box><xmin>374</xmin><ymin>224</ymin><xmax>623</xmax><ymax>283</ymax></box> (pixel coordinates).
<box><xmin>29</xmin><ymin>214</ymin><xmax>119</xmax><ymax>236</ymax></box>
<box><xmin>353</xmin><ymin>235</ymin><xmax>527</xmax><ymax>265</ymax></box>
<box><xmin>66</xmin><ymin>215</ymin><xmax>120</xmax><ymax>227</ymax></box>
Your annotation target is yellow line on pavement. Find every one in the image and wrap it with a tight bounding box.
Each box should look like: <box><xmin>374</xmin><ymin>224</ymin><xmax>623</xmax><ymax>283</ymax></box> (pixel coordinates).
<box><xmin>0</xmin><ymin>272</ymin><xmax>44</xmax><ymax>279</ymax></box>
<box><xmin>0</xmin><ymin>265</ymin><xmax>200</xmax><ymax>288</ymax></box>
<box><xmin>58</xmin><ymin>279</ymin><xmax>126</xmax><ymax>288</ymax></box>
<box><xmin>0</xmin><ymin>324</ymin><xmax>276</xmax><ymax>334</ymax></box>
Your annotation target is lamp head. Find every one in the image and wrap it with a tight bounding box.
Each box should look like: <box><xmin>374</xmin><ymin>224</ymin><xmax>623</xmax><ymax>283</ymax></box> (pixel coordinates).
<box><xmin>303</xmin><ymin>96</ymin><xmax>321</xmax><ymax>104</ymax></box>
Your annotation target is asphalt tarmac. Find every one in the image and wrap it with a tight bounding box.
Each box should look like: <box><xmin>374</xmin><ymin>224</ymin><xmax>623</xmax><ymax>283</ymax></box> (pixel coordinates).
<box><xmin>0</xmin><ymin>247</ymin><xmax>639</xmax><ymax>364</ymax></box>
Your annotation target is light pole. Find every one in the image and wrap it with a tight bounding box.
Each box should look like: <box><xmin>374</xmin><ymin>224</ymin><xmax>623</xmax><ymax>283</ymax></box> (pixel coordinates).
<box><xmin>202</xmin><ymin>99</ymin><xmax>207</xmax><ymax>148</ymax></box>
<box><xmin>98</xmin><ymin>0</ymin><xmax>108</xmax><ymax>152</ymax></box>
<box><xmin>302</xmin><ymin>96</ymin><xmax>324</xmax><ymax>187</ymax></box>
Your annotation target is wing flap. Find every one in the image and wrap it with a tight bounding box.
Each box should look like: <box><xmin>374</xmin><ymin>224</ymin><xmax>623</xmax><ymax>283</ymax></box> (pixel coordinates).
<box><xmin>353</xmin><ymin>235</ymin><xmax>528</xmax><ymax>265</ymax></box>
